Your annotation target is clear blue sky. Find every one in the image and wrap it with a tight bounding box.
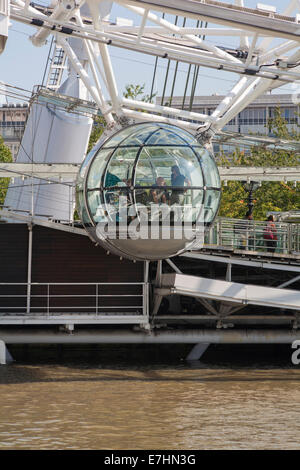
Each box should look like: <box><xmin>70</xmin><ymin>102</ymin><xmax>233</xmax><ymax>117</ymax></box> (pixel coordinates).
<box><xmin>0</xmin><ymin>0</ymin><xmax>295</xmax><ymax>104</ymax></box>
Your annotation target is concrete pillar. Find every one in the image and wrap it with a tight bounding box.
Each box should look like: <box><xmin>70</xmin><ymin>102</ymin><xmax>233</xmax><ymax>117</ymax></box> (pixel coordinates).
<box><xmin>0</xmin><ymin>340</ymin><xmax>13</xmax><ymax>365</ymax></box>
<box><xmin>0</xmin><ymin>340</ymin><xmax>5</xmax><ymax>365</ymax></box>
<box><xmin>186</xmin><ymin>342</ymin><xmax>210</xmax><ymax>361</ymax></box>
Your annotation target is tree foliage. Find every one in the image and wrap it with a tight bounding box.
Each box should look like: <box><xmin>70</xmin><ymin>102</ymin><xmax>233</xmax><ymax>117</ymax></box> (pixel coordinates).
<box><xmin>123</xmin><ymin>83</ymin><xmax>156</xmax><ymax>103</ymax></box>
<box><xmin>0</xmin><ymin>136</ymin><xmax>12</xmax><ymax>206</ymax></box>
<box><xmin>87</xmin><ymin>115</ymin><xmax>106</xmax><ymax>153</ymax></box>
<box><xmin>218</xmin><ymin>108</ymin><xmax>300</xmax><ymax>220</ymax></box>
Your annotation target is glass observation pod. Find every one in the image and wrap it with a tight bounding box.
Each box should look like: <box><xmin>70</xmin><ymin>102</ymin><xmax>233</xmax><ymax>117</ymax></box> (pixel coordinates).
<box><xmin>76</xmin><ymin>123</ymin><xmax>221</xmax><ymax>261</ymax></box>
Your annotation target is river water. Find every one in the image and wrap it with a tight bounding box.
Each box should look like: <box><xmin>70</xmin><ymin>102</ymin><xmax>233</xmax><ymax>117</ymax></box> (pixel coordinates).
<box><xmin>0</xmin><ymin>344</ymin><xmax>300</xmax><ymax>450</ymax></box>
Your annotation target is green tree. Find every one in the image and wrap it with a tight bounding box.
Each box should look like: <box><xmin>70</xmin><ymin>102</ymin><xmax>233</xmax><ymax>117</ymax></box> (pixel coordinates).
<box><xmin>123</xmin><ymin>83</ymin><xmax>156</xmax><ymax>103</ymax></box>
<box><xmin>87</xmin><ymin>115</ymin><xmax>106</xmax><ymax>153</ymax></box>
<box><xmin>218</xmin><ymin>110</ymin><xmax>300</xmax><ymax>220</ymax></box>
<box><xmin>0</xmin><ymin>136</ymin><xmax>13</xmax><ymax>206</ymax></box>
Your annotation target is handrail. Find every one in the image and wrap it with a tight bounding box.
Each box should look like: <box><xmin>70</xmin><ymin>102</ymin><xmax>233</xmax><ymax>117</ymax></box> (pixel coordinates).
<box><xmin>206</xmin><ymin>217</ymin><xmax>300</xmax><ymax>254</ymax></box>
<box><xmin>0</xmin><ymin>282</ymin><xmax>147</xmax><ymax>316</ymax></box>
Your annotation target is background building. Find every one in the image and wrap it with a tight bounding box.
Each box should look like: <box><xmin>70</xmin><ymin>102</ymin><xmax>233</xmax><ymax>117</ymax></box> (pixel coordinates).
<box><xmin>157</xmin><ymin>93</ymin><xmax>300</xmax><ymax>154</ymax></box>
<box><xmin>1</xmin><ymin>94</ymin><xmax>299</xmax><ymax>160</ymax></box>
<box><xmin>0</xmin><ymin>103</ymin><xmax>29</xmax><ymax>159</ymax></box>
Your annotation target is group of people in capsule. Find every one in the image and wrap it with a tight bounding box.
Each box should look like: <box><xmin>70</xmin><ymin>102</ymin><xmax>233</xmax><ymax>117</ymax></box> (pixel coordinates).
<box><xmin>100</xmin><ymin>165</ymin><xmax>195</xmax><ymax>221</ymax></box>
<box><xmin>104</xmin><ymin>165</ymin><xmax>191</xmax><ymax>218</ymax></box>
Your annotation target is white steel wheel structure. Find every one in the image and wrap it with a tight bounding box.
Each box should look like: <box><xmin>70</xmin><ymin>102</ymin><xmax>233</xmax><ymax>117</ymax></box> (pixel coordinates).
<box><xmin>76</xmin><ymin>122</ymin><xmax>221</xmax><ymax>260</ymax></box>
<box><xmin>1</xmin><ymin>0</ymin><xmax>300</xmax><ymax>228</ymax></box>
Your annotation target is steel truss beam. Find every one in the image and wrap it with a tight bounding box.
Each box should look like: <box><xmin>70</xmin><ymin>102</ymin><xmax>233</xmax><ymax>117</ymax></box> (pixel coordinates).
<box><xmin>10</xmin><ymin>6</ymin><xmax>300</xmax><ymax>84</ymax></box>
<box><xmin>0</xmin><ymin>163</ymin><xmax>299</xmax><ymax>182</ymax></box>
<box><xmin>7</xmin><ymin>0</ymin><xmax>300</xmax><ymax>145</ymax></box>
<box><xmin>0</xmin><ymin>208</ymin><xmax>88</xmax><ymax>236</ymax></box>
<box><xmin>129</xmin><ymin>0</ymin><xmax>300</xmax><ymax>41</ymax></box>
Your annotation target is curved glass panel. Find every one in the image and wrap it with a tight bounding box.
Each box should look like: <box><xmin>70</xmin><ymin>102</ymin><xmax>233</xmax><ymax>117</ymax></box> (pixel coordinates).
<box><xmin>202</xmin><ymin>189</ymin><xmax>221</xmax><ymax>223</ymax></box>
<box><xmin>102</xmin><ymin>124</ymin><xmax>150</xmax><ymax>148</ymax></box>
<box><xmin>86</xmin><ymin>190</ymin><xmax>103</xmax><ymax>222</ymax></box>
<box><xmin>194</xmin><ymin>147</ymin><xmax>220</xmax><ymax>188</ymax></box>
<box><xmin>119</xmin><ymin>125</ymin><xmax>159</xmax><ymax>146</ymax></box>
<box><xmin>77</xmin><ymin>145</ymin><xmax>98</xmax><ymax>187</ymax></box>
<box><xmin>162</xmin><ymin>125</ymin><xmax>198</xmax><ymax>145</ymax></box>
<box><xmin>87</xmin><ymin>149</ymin><xmax>113</xmax><ymax>189</ymax></box>
<box><xmin>104</xmin><ymin>147</ymin><xmax>139</xmax><ymax>186</ymax></box>
<box><xmin>103</xmin><ymin>187</ymin><xmax>133</xmax><ymax>222</ymax></box>
<box><xmin>76</xmin><ymin>122</ymin><xmax>222</xmax><ymax>261</ymax></box>
<box><xmin>76</xmin><ymin>188</ymin><xmax>92</xmax><ymax>226</ymax></box>
<box><xmin>134</xmin><ymin>150</ymin><xmax>157</xmax><ymax>187</ymax></box>
<box><xmin>134</xmin><ymin>146</ymin><xmax>203</xmax><ymax>188</ymax></box>
<box><xmin>146</xmin><ymin>128</ymin><xmax>187</xmax><ymax>146</ymax></box>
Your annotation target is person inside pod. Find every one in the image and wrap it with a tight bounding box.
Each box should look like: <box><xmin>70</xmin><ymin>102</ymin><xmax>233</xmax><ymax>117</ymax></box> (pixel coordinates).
<box><xmin>170</xmin><ymin>165</ymin><xmax>191</xmax><ymax>206</ymax></box>
<box><xmin>151</xmin><ymin>177</ymin><xmax>169</xmax><ymax>204</ymax></box>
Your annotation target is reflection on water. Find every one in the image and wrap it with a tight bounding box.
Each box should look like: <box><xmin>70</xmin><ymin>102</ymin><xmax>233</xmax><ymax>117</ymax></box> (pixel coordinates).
<box><xmin>0</xmin><ymin>344</ymin><xmax>300</xmax><ymax>450</ymax></box>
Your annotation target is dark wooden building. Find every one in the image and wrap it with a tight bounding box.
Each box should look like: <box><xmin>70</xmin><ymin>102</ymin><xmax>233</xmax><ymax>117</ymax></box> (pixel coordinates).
<box><xmin>0</xmin><ymin>224</ymin><xmax>144</xmax><ymax>314</ymax></box>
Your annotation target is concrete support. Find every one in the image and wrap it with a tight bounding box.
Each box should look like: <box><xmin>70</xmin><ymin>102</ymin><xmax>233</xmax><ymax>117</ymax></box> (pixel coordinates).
<box><xmin>0</xmin><ymin>340</ymin><xmax>13</xmax><ymax>365</ymax></box>
<box><xmin>0</xmin><ymin>340</ymin><xmax>5</xmax><ymax>364</ymax></box>
<box><xmin>186</xmin><ymin>343</ymin><xmax>210</xmax><ymax>361</ymax></box>
<box><xmin>152</xmin><ymin>260</ymin><xmax>163</xmax><ymax>317</ymax></box>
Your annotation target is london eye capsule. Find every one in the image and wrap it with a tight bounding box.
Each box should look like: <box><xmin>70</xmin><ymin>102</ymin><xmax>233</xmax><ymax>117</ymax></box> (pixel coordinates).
<box><xmin>76</xmin><ymin>122</ymin><xmax>221</xmax><ymax>261</ymax></box>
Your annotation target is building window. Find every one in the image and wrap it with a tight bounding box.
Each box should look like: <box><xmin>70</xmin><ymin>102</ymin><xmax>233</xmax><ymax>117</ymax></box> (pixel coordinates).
<box><xmin>238</xmin><ymin>108</ymin><xmax>266</xmax><ymax>126</ymax></box>
<box><xmin>269</xmin><ymin>107</ymin><xmax>297</xmax><ymax>124</ymax></box>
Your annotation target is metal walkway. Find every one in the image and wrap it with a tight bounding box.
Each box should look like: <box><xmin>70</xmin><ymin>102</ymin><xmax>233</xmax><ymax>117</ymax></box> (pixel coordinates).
<box><xmin>0</xmin><ymin>281</ymin><xmax>150</xmax><ymax>326</ymax></box>
<box><xmin>156</xmin><ymin>273</ymin><xmax>300</xmax><ymax>311</ymax></box>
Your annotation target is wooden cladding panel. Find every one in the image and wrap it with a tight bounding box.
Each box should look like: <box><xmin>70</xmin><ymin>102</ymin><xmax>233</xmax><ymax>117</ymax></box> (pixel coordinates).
<box><xmin>0</xmin><ymin>224</ymin><xmax>28</xmax><ymax>282</ymax></box>
<box><xmin>31</xmin><ymin>226</ymin><xmax>143</xmax><ymax>283</ymax></box>
<box><xmin>0</xmin><ymin>224</ymin><xmax>143</xmax><ymax>312</ymax></box>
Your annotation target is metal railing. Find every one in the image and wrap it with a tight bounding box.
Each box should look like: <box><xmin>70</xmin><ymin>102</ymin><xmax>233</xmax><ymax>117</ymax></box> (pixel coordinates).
<box><xmin>0</xmin><ymin>282</ymin><xmax>148</xmax><ymax>317</ymax></box>
<box><xmin>206</xmin><ymin>217</ymin><xmax>300</xmax><ymax>254</ymax></box>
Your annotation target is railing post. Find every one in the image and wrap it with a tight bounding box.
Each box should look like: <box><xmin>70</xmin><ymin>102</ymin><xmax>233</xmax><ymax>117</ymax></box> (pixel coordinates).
<box><xmin>287</xmin><ymin>223</ymin><xmax>291</xmax><ymax>254</ymax></box>
<box><xmin>47</xmin><ymin>284</ymin><xmax>50</xmax><ymax>315</ymax></box>
<box><xmin>144</xmin><ymin>261</ymin><xmax>150</xmax><ymax>319</ymax></box>
<box><xmin>210</xmin><ymin>224</ymin><xmax>214</xmax><ymax>244</ymax></box>
<box><xmin>96</xmin><ymin>283</ymin><xmax>98</xmax><ymax>314</ymax></box>
<box><xmin>217</xmin><ymin>218</ymin><xmax>221</xmax><ymax>246</ymax></box>
<box><xmin>26</xmin><ymin>224</ymin><xmax>33</xmax><ymax>314</ymax></box>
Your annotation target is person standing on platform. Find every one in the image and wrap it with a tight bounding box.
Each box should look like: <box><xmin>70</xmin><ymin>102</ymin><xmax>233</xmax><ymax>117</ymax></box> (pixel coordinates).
<box><xmin>263</xmin><ymin>215</ymin><xmax>278</xmax><ymax>253</ymax></box>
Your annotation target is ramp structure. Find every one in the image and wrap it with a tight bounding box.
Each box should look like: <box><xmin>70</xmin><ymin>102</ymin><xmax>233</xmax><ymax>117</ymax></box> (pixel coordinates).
<box><xmin>156</xmin><ymin>273</ymin><xmax>300</xmax><ymax>310</ymax></box>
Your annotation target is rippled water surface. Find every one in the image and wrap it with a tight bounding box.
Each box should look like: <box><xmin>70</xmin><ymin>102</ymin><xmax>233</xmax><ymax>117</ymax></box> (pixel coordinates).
<box><xmin>1</xmin><ymin>344</ymin><xmax>300</xmax><ymax>450</ymax></box>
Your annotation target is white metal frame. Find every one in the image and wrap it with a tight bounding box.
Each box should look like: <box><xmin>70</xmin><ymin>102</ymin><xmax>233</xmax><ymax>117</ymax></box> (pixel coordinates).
<box><xmin>5</xmin><ymin>0</ymin><xmax>300</xmax><ymax>144</ymax></box>
<box><xmin>1</xmin><ymin>163</ymin><xmax>300</xmax><ymax>181</ymax></box>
